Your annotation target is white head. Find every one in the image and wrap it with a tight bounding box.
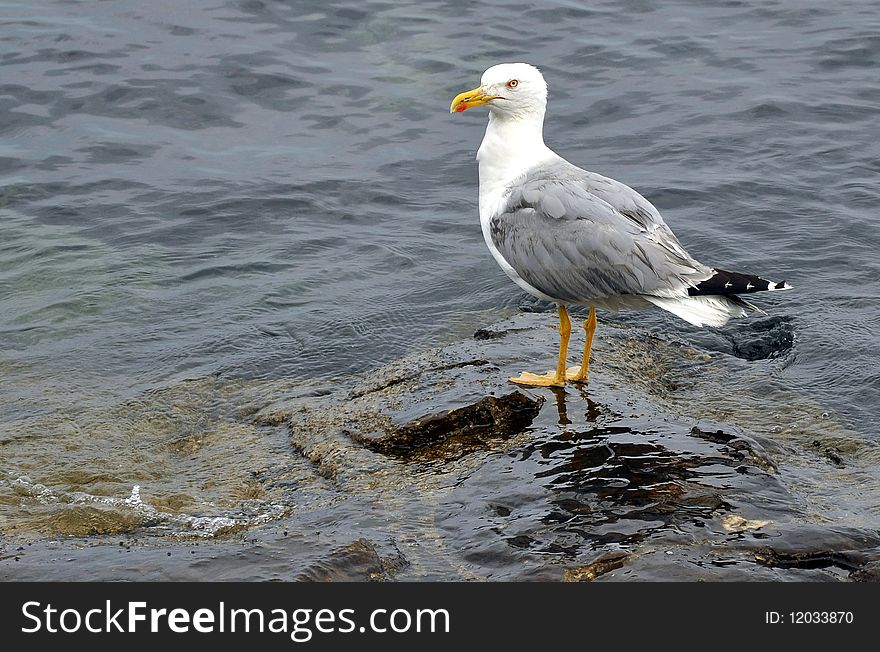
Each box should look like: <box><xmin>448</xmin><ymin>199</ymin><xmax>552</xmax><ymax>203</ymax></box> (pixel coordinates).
<box><xmin>450</xmin><ymin>62</ymin><xmax>548</xmax><ymax>122</ymax></box>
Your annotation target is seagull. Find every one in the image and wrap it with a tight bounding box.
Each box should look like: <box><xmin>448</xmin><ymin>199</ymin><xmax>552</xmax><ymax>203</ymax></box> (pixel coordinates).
<box><xmin>450</xmin><ymin>63</ymin><xmax>791</xmax><ymax>388</ymax></box>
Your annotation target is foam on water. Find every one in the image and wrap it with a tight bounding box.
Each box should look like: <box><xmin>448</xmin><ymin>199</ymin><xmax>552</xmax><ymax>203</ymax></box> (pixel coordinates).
<box><xmin>3</xmin><ymin>473</ymin><xmax>289</xmax><ymax>538</ymax></box>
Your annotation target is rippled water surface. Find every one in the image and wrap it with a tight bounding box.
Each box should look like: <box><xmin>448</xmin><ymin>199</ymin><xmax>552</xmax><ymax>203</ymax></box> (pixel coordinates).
<box><xmin>1</xmin><ymin>0</ymin><xmax>879</xmax><ymax>579</ymax></box>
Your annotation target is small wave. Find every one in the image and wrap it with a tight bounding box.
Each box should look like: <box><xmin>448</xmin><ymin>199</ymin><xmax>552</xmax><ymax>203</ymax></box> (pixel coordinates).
<box><xmin>4</xmin><ymin>473</ymin><xmax>289</xmax><ymax>538</ymax></box>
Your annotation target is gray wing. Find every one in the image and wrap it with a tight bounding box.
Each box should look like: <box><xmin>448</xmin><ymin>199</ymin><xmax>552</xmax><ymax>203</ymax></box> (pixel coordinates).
<box><xmin>490</xmin><ymin>160</ymin><xmax>712</xmax><ymax>303</ymax></box>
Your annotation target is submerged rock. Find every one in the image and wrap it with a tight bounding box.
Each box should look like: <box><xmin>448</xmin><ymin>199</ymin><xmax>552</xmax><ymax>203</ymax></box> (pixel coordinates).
<box><xmin>249</xmin><ymin>313</ymin><xmax>879</xmax><ymax>581</ymax></box>
<box><xmin>729</xmin><ymin>316</ymin><xmax>796</xmax><ymax>361</ymax></box>
<box><xmin>563</xmin><ymin>551</ymin><xmax>629</xmax><ymax>581</ymax></box>
<box><xmin>4</xmin><ymin>313</ymin><xmax>876</xmax><ymax>582</ymax></box>
<box><xmin>351</xmin><ymin>391</ymin><xmax>543</xmax><ymax>460</ymax></box>
<box><xmin>297</xmin><ymin>538</ymin><xmax>408</xmax><ymax>582</ymax></box>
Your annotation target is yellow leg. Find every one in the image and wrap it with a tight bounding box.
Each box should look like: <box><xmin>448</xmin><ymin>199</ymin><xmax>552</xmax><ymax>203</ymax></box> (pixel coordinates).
<box><xmin>510</xmin><ymin>304</ymin><xmax>571</xmax><ymax>387</ymax></box>
<box><xmin>567</xmin><ymin>306</ymin><xmax>597</xmax><ymax>384</ymax></box>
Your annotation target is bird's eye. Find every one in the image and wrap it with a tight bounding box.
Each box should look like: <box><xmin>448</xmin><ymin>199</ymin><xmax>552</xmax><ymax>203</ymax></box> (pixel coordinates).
<box><xmin>506</xmin><ymin>79</ymin><xmax>519</xmax><ymax>89</ymax></box>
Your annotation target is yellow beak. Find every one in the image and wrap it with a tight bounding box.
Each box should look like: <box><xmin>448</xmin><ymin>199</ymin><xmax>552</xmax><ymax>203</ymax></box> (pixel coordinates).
<box><xmin>450</xmin><ymin>86</ymin><xmax>499</xmax><ymax>113</ymax></box>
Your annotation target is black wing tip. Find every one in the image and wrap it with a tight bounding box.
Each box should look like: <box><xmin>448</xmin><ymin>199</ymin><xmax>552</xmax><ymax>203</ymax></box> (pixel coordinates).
<box><xmin>689</xmin><ymin>269</ymin><xmax>792</xmax><ymax>296</ymax></box>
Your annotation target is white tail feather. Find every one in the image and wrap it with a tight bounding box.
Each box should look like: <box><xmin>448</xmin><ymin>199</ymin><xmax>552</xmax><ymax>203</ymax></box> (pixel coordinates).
<box><xmin>644</xmin><ymin>295</ymin><xmax>759</xmax><ymax>328</ymax></box>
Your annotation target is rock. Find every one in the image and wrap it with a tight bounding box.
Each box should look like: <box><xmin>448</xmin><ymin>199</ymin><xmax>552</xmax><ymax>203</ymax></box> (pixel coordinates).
<box><xmin>690</xmin><ymin>423</ymin><xmax>778</xmax><ymax>471</ymax></box>
<box><xmin>850</xmin><ymin>562</ymin><xmax>880</xmax><ymax>582</ymax></box>
<box><xmin>244</xmin><ymin>312</ymin><xmax>879</xmax><ymax>581</ymax></box>
<box><xmin>297</xmin><ymin>539</ymin><xmax>407</xmax><ymax>582</ymax></box>
<box><xmin>350</xmin><ymin>391</ymin><xmax>543</xmax><ymax>460</ymax></box>
<box><xmin>5</xmin><ymin>313</ymin><xmax>873</xmax><ymax>582</ymax></box>
<box><xmin>811</xmin><ymin>439</ymin><xmax>845</xmax><ymax>467</ymax></box>
<box><xmin>721</xmin><ymin>515</ymin><xmax>771</xmax><ymax>533</ymax></box>
<box><xmin>729</xmin><ymin>316</ymin><xmax>796</xmax><ymax>361</ymax></box>
<box><xmin>564</xmin><ymin>552</ymin><xmax>629</xmax><ymax>581</ymax></box>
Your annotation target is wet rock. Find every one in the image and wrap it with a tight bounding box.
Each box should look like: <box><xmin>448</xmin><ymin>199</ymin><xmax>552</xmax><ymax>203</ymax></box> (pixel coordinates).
<box><xmin>721</xmin><ymin>515</ymin><xmax>771</xmax><ymax>533</ymax></box>
<box><xmin>50</xmin><ymin>505</ymin><xmax>146</xmax><ymax>537</ymax></box>
<box><xmin>528</xmin><ymin>427</ymin><xmax>727</xmax><ymax>517</ymax></box>
<box><xmin>811</xmin><ymin>439</ymin><xmax>845</xmax><ymax>467</ymax></box>
<box><xmin>716</xmin><ymin>525</ymin><xmax>880</xmax><ymax>580</ymax></box>
<box><xmin>6</xmin><ymin>312</ymin><xmax>857</xmax><ymax>582</ymax></box>
<box><xmin>754</xmin><ymin>548</ymin><xmax>862</xmax><ymax>572</ymax></box>
<box><xmin>690</xmin><ymin>423</ymin><xmax>778</xmax><ymax>471</ymax></box>
<box><xmin>348</xmin><ymin>359</ymin><xmax>490</xmax><ymax>400</ymax></box>
<box><xmin>728</xmin><ymin>316</ymin><xmax>796</xmax><ymax>361</ymax></box>
<box><xmin>296</xmin><ymin>539</ymin><xmax>407</xmax><ymax>582</ymax></box>
<box><xmin>245</xmin><ymin>313</ymin><xmax>878</xmax><ymax>581</ymax></box>
<box><xmin>351</xmin><ymin>391</ymin><xmax>543</xmax><ymax>460</ymax></box>
<box><xmin>564</xmin><ymin>552</ymin><xmax>629</xmax><ymax>581</ymax></box>
<box><xmin>517</xmin><ymin>296</ymin><xmax>555</xmax><ymax>312</ymax></box>
<box><xmin>850</xmin><ymin>562</ymin><xmax>880</xmax><ymax>582</ymax></box>
<box><xmin>473</xmin><ymin>328</ymin><xmax>507</xmax><ymax>340</ymax></box>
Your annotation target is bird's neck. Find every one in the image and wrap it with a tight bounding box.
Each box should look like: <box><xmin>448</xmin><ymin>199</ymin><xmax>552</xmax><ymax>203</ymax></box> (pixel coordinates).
<box><xmin>477</xmin><ymin>112</ymin><xmax>555</xmax><ymax>218</ymax></box>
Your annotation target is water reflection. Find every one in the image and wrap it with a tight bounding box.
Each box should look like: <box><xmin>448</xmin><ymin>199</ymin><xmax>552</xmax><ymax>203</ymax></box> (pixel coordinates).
<box><xmin>547</xmin><ymin>386</ymin><xmax>571</xmax><ymax>426</ymax></box>
<box><xmin>547</xmin><ymin>386</ymin><xmax>606</xmax><ymax>427</ymax></box>
<box><xmin>506</xmin><ymin>393</ymin><xmax>743</xmax><ymax>552</ymax></box>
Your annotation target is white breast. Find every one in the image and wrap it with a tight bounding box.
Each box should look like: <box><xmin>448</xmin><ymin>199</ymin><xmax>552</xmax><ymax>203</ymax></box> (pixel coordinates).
<box><xmin>476</xmin><ymin>113</ymin><xmax>558</xmax><ymax>302</ymax></box>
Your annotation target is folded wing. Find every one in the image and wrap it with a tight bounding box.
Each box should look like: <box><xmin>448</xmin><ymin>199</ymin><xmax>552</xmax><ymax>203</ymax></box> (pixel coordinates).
<box><xmin>489</xmin><ymin>159</ymin><xmax>713</xmax><ymax>305</ymax></box>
